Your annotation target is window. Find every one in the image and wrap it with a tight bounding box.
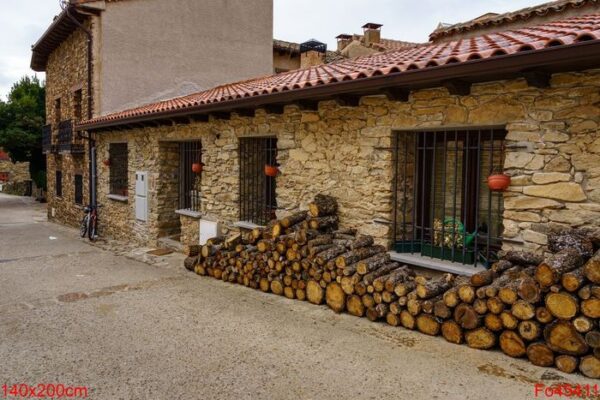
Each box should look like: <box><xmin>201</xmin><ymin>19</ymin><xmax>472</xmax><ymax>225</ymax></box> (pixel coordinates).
<box><xmin>109</xmin><ymin>143</ymin><xmax>128</xmax><ymax>196</ymax></box>
<box><xmin>239</xmin><ymin>137</ymin><xmax>277</xmax><ymax>225</ymax></box>
<box><xmin>74</xmin><ymin>174</ymin><xmax>83</xmax><ymax>205</ymax></box>
<box><xmin>394</xmin><ymin>128</ymin><xmax>506</xmax><ymax>265</ymax></box>
<box><xmin>178</xmin><ymin>141</ymin><xmax>202</xmax><ymax>212</ymax></box>
<box><xmin>55</xmin><ymin>98</ymin><xmax>61</xmax><ymax>125</ymax></box>
<box><xmin>73</xmin><ymin>89</ymin><xmax>82</xmax><ymax>121</ymax></box>
<box><xmin>55</xmin><ymin>170</ymin><xmax>62</xmax><ymax>197</ymax></box>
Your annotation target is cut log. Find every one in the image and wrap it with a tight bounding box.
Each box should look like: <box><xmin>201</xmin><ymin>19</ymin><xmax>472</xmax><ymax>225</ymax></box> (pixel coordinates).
<box><xmin>400</xmin><ymin>310</ymin><xmax>415</xmax><ymax>330</ymax></box>
<box><xmin>362</xmin><ymin>294</ymin><xmax>375</xmax><ymax>309</ymax></box>
<box><xmin>505</xmin><ymin>251</ymin><xmax>543</xmax><ymax>266</ymax></box>
<box><xmin>356</xmin><ymin>253</ymin><xmax>391</xmax><ymax>275</ymax></box>
<box><xmin>416</xmin><ymin>314</ymin><xmax>440</xmax><ymax>336</ymax></box>
<box><xmin>280</xmin><ymin>211</ymin><xmax>308</xmax><ymax>228</ymax></box>
<box><xmin>346</xmin><ymin>294</ymin><xmax>365</xmax><ymax>317</ymax></box>
<box><xmin>325</xmin><ymin>282</ymin><xmax>346</xmax><ymax>313</ymax></box>
<box><xmin>284</xmin><ymin>286</ymin><xmax>295</xmax><ymax>299</ymax></box>
<box><xmin>457</xmin><ymin>284</ymin><xmax>475</xmax><ymax>304</ymax></box>
<box><xmin>484</xmin><ymin>314</ymin><xmax>504</xmax><ymax>332</ymax></box>
<box><xmin>500</xmin><ymin>311</ymin><xmax>519</xmax><ymax>330</ymax></box>
<box><xmin>335</xmin><ymin>245</ymin><xmax>385</xmax><ymax>268</ymax></box>
<box><xmin>545</xmin><ymin>292</ymin><xmax>579</xmax><ymax>320</ymax></box>
<box><xmin>486</xmin><ymin>297</ymin><xmax>505</xmax><ymax>315</ymax></box>
<box><xmin>386</xmin><ymin>312</ymin><xmax>401</xmax><ymax>326</ymax></box>
<box><xmin>548</xmin><ymin>230</ymin><xmax>594</xmax><ymax>258</ymax></box>
<box><xmin>454</xmin><ymin>303</ymin><xmax>480</xmax><ymax>330</ymax></box>
<box><xmin>340</xmin><ymin>276</ymin><xmax>356</xmax><ymax>295</ymax></box>
<box><xmin>572</xmin><ymin>316</ymin><xmax>594</xmax><ymax>334</ymax></box>
<box><xmin>395</xmin><ymin>281</ymin><xmax>416</xmax><ymax>297</ymax></box>
<box><xmin>383</xmin><ymin>266</ymin><xmax>411</xmax><ymax>292</ymax></box>
<box><xmin>308</xmin><ymin>194</ymin><xmax>338</xmax><ymax>217</ymax></box>
<box><xmin>366</xmin><ymin>303</ymin><xmax>388</xmax><ymax>321</ymax></box>
<box><xmin>416</xmin><ymin>274</ymin><xmax>454</xmax><ymax>299</ymax></box>
<box><xmin>544</xmin><ymin>320</ymin><xmax>589</xmax><ymax>356</ymax></box>
<box><xmin>517</xmin><ymin>278</ymin><xmax>541</xmax><ymax>304</ymax></box>
<box><xmin>527</xmin><ymin>343</ymin><xmax>555</xmax><ymax>367</ymax></box>
<box><xmin>470</xmin><ymin>269</ymin><xmax>496</xmax><ymax>287</ymax></box>
<box><xmin>473</xmin><ymin>298</ymin><xmax>488</xmax><ymax>315</ymax></box>
<box><xmin>465</xmin><ymin>328</ymin><xmax>496</xmax><ymax>350</ymax></box>
<box><xmin>499</xmin><ymin>330</ymin><xmax>527</xmax><ymax>358</ymax></box>
<box><xmin>351</xmin><ymin>235</ymin><xmax>374</xmax><ymax>250</ymax></box>
<box><xmin>581</xmin><ymin>298</ymin><xmax>600</xmax><ymax>318</ymax></box>
<box><xmin>535</xmin><ymin>307</ymin><xmax>554</xmax><ymax>324</ymax></box>
<box><xmin>511</xmin><ymin>300</ymin><xmax>535</xmax><ymax>321</ymax></box>
<box><xmin>308</xmin><ymin>216</ymin><xmax>339</xmax><ymax>231</ymax></box>
<box><xmin>315</xmin><ymin>246</ymin><xmax>346</xmax><ymax>266</ymax></box>
<box><xmin>579</xmin><ymin>356</ymin><xmax>600</xmax><ymax>379</ymax></box>
<box><xmin>535</xmin><ymin>248</ymin><xmax>584</xmax><ymax>288</ymax></box>
<box><xmin>433</xmin><ymin>300</ymin><xmax>452</xmax><ymax>319</ymax></box>
<box><xmin>555</xmin><ymin>355</ymin><xmax>579</xmax><ymax>374</ymax></box>
<box><xmin>586</xmin><ymin>331</ymin><xmax>600</xmax><ymax>348</ymax></box>
<box><xmin>202</xmin><ymin>243</ymin><xmax>222</xmax><ymax>258</ymax></box>
<box><xmin>442</xmin><ymin>288</ymin><xmax>460</xmax><ymax>308</ymax></box>
<box><xmin>306</xmin><ymin>280</ymin><xmax>324</xmax><ymax>305</ymax></box>
<box><xmin>184</xmin><ymin>256</ymin><xmax>198</xmax><ymax>271</ymax></box>
<box><xmin>406</xmin><ymin>298</ymin><xmax>422</xmax><ymax>316</ymax></box>
<box><xmin>561</xmin><ymin>267</ymin><xmax>586</xmax><ymax>292</ymax></box>
<box><xmin>491</xmin><ymin>259</ymin><xmax>514</xmax><ymax>274</ymax></box>
<box><xmin>441</xmin><ymin>320</ymin><xmax>463</xmax><ymax>344</ymax></box>
<box><xmin>518</xmin><ymin>320</ymin><xmax>542</xmax><ymax>341</ymax></box>
<box><xmin>183</xmin><ymin>244</ymin><xmax>201</xmax><ymax>257</ymax></box>
<box><xmin>584</xmin><ymin>250</ymin><xmax>600</xmax><ymax>284</ymax></box>
<box><xmin>363</xmin><ymin>263</ymin><xmax>400</xmax><ymax>286</ymax></box>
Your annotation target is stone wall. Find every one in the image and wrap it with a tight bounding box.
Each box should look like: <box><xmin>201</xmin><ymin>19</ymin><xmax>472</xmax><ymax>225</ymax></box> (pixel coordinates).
<box><xmin>45</xmin><ymin>21</ymin><xmax>92</xmax><ymax>227</ymax></box>
<box><xmin>92</xmin><ymin>69</ymin><xmax>600</xmax><ymax>253</ymax></box>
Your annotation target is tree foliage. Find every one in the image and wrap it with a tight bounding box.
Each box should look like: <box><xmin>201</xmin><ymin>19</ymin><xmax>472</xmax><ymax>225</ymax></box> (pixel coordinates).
<box><xmin>0</xmin><ymin>76</ymin><xmax>46</xmax><ymax>188</ymax></box>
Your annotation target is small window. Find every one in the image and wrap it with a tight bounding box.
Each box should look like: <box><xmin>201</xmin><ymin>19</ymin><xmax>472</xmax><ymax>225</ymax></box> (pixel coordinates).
<box><xmin>73</xmin><ymin>89</ymin><xmax>83</xmax><ymax>121</ymax></box>
<box><xmin>239</xmin><ymin>137</ymin><xmax>277</xmax><ymax>225</ymax></box>
<box><xmin>55</xmin><ymin>170</ymin><xmax>63</xmax><ymax>197</ymax></box>
<box><xmin>109</xmin><ymin>143</ymin><xmax>128</xmax><ymax>196</ymax></box>
<box><xmin>55</xmin><ymin>98</ymin><xmax>61</xmax><ymax>124</ymax></box>
<box><xmin>179</xmin><ymin>141</ymin><xmax>202</xmax><ymax>211</ymax></box>
<box><xmin>74</xmin><ymin>174</ymin><xmax>83</xmax><ymax>205</ymax></box>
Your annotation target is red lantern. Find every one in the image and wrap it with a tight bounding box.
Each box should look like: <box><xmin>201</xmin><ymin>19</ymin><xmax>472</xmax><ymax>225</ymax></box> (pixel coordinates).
<box><xmin>487</xmin><ymin>173</ymin><xmax>511</xmax><ymax>191</ymax></box>
<box><xmin>192</xmin><ymin>162</ymin><xmax>204</xmax><ymax>174</ymax></box>
<box><xmin>264</xmin><ymin>165</ymin><xmax>278</xmax><ymax>177</ymax></box>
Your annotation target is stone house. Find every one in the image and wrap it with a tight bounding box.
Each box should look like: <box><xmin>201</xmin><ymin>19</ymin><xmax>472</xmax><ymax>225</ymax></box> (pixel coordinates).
<box><xmin>74</xmin><ymin>2</ymin><xmax>600</xmax><ymax>272</ymax></box>
<box><xmin>0</xmin><ymin>149</ymin><xmax>30</xmax><ymax>195</ymax></box>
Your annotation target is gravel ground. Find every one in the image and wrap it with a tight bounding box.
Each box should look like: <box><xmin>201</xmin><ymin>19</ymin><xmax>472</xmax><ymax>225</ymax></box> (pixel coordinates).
<box><xmin>0</xmin><ymin>193</ymin><xmax>596</xmax><ymax>400</ymax></box>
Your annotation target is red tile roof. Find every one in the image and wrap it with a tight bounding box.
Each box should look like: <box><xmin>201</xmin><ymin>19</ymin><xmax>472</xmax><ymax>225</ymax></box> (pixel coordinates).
<box><xmin>79</xmin><ymin>13</ymin><xmax>600</xmax><ymax>129</ymax></box>
<box><xmin>430</xmin><ymin>0</ymin><xmax>599</xmax><ymax>41</ymax></box>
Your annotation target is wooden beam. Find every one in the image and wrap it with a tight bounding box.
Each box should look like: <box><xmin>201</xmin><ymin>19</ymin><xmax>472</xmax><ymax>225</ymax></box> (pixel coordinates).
<box><xmin>264</xmin><ymin>105</ymin><xmax>284</xmax><ymax>115</ymax></box>
<box><xmin>189</xmin><ymin>115</ymin><xmax>209</xmax><ymax>123</ymax></box>
<box><xmin>296</xmin><ymin>100</ymin><xmax>319</xmax><ymax>111</ymax></box>
<box><xmin>234</xmin><ymin>109</ymin><xmax>255</xmax><ymax>118</ymax></box>
<box><xmin>211</xmin><ymin>112</ymin><xmax>231</xmax><ymax>120</ymax></box>
<box><xmin>334</xmin><ymin>94</ymin><xmax>361</xmax><ymax>107</ymax></box>
<box><xmin>443</xmin><ymin>79</ymin><xmax>471</xmax><ymax>96</ymax></box>
<box><xmin>522</xmin><ymin>70</ymin><xmax>550</xmax><ymax>88</ymax></box>
<box><xmin>381</xmin><ymin>88</ymin><xmax>410</xmax><ymax>102</ymax></box>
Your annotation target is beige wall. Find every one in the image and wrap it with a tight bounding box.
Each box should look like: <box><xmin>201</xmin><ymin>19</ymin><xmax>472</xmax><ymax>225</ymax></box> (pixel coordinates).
<box><xmin>98</xmin><ymin>0</ymin><xmax>273</xmax><ymax>115</ymax></box>
<box><xmin>95</xmin><ymin>69</ymin><xmax>600</xmax><ymax>253</ymax></box>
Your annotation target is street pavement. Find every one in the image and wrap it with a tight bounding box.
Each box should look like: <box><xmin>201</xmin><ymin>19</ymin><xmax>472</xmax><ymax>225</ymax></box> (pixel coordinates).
<box><xmin>0</xmin><ymin>192</ymin><xmax>596</xmax><ymax>399</ymax></box>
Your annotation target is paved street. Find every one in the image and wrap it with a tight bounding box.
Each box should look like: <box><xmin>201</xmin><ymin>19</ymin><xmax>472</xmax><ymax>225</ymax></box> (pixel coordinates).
<box><xmin>0</xmin><ymin>192</ymin><xmax>596</xmax><ymax>400</ymax></box>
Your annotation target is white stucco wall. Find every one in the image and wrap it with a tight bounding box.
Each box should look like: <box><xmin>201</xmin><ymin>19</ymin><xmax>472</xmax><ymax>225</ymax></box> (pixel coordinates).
<box><xmin>98</xmin><ymin>0</ymin><xmax>273</xmax><ymax>115</ymax></box>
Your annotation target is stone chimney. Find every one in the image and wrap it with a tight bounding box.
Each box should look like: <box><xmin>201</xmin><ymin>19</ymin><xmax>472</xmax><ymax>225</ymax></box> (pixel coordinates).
<box><xmin>362</xmin><ymin>23</ymin><xmax>383</xmax><ymax>47</ymax></box>
<box><xmin>300</xmin><ymin>39</ymin><xmax>327</xmax><ymax>68</ymax></box>
<box><xmin>336</xmin><ymin>34</ymin><xmax>353</xmax><ymax>51</ymax></box>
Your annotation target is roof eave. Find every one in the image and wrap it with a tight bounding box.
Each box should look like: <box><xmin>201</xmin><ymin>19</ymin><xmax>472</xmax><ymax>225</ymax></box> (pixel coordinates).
<box><xmin>78</xmin><ymin>39</ymin><xmax>600</xmax><ymax>131</ymax></box>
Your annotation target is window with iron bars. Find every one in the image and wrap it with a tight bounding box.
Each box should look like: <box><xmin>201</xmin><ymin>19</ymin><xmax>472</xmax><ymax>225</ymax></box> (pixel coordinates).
<box><xmin>74</xmin><ymin>174</ymin><xmax>83</xmax><ymax>205</ymax></box>
<box><xmin>178</xmin><ymin>141</ymin><xmax>202</xmax><ymax>212</ymax></box>
<box><xmin>109</xmin><ymin>143</ymin><xmax>128</xmax><ymax>196</ymax></box>
<box><xmin>393</xmin><ymin>128</ymin><xmax>506</xmax><ymax>266</ymax></box>
<box><xmin>239</xmin><ymin>137</ymin><xmax>277</xmax><ymax>225</ymax></box>
<box><xmin>55</xmin><ymin>170</ymin><xmax>62</xmax><ymax>197</ymax></box>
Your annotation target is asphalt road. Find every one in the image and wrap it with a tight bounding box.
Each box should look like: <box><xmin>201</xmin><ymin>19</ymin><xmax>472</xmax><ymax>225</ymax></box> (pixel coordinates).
<box><xmin>0</xmin><ymin>193</ymin><xmax>596</xmax><ymax>400</ymax></box>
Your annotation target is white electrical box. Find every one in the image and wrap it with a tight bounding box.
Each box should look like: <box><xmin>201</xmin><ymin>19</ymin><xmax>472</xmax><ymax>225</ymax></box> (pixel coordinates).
<box><xmin>199</xmin><ymin>219</ymin><xmax>221</xmax><ymax>245</ymax></box>
<box><xmin>135</xmin><ymin>171</ymin><xmax>148</xmax><ymax>222</ymax></box>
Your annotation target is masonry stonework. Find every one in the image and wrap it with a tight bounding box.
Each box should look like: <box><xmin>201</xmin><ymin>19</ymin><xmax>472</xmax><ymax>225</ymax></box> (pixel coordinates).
<box><xmin>95</xmin><ymin>69</ymin><xmax>600</xmax><ymax>253</ymax></box>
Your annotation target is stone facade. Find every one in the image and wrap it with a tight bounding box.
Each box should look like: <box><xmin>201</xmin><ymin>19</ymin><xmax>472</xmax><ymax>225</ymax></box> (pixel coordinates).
<box><xmin>0</xmin><ymin>157</ymin><xmax>31</xmax><ymax>195</ymax></box>
<box><xmin>45</xmin><ymin>22</ymin><xmax>91</xmax><ymax>227</ymax></box>
<box><xmin>94</xmin><ymin>69</ymin><xmax>600</xmax><ymax>254</ymax></box>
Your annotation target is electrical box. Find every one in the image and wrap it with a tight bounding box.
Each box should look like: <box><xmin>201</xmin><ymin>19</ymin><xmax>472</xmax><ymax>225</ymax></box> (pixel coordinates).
<box><xmin>199</xmin><ymin>219</ymin><xmax>221</xmax><ymax>245</ymax></box>
<box><xmin>135</xmin><ymin>171</ymin><xmax>148</xmax><ymax>222</ymax></box>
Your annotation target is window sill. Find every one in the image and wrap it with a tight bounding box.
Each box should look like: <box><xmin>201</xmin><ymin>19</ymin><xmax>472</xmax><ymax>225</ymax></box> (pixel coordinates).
<box><xmin>234</xmin><ymin>221</ymin><xmax>265</xmax><ymax>230</ymax></box>
<box><xmin>175</xmin><ymin>209</ymin><xmax>202</xmax><ymax>219</ymax></box>
<box><xmin>107</xmin><ymin>194</ymin><xmax>128</xmax><ymax>202</ymax></box>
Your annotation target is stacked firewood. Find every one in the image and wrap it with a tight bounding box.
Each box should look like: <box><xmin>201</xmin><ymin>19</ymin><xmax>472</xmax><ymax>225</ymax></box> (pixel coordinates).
<box><xmin>183</xmin><ymin>196</ymin><xmax>600</xmax><ymax>379</ymax></box>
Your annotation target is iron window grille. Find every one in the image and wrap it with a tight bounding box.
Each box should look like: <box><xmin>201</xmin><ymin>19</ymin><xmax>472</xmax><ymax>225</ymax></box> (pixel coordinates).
<box><xmin>74</xmin><ymin>174</ymin><xmax>83</xmax><ymax>205</ymax></box>
<box><xmin>393</xmin><ymin>128</ymin><xmax>506</xmax><ymax>266</ymax></box>
<box><xmin>73</xmin><ymin>89</ymin><xmax>83</xmax><ymax>122</ymax></box>
<box><xmin>109</xmin><ymin>143</ymin><xmax>128</xmax><ymax>196</ymax></box>
<box><xmin>178</xmin><ymin>141</ymin><xmax>202</xmax><ymax>212</ymax></box>
<box><xmin>42</xmin><ymin>124</ymin><xmax>53</xmax><ymax>154</ymax></box>
<box><xmin>239</xmin><ymin>137</ymin><xmax>277</xmax><ymax>225</ymax></box>
<box><xmin>55</xmin><ymin>170</ymin><xmax>62</xmax><ymax>197</ymax></box>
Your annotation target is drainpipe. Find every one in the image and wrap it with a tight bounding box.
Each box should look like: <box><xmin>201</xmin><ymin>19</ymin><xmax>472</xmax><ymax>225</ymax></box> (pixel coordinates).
<box><xmin>60</xmin><ymin>1</ymin><xmax>96</xmax><ymax>208</ymax></box>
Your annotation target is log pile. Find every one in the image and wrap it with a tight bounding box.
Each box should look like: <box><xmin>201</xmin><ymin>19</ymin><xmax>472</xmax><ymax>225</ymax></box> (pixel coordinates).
<box><xmin>183</xmin><ymin>197</ymin><xmax>600</xmax><ymax>379</ymax></box>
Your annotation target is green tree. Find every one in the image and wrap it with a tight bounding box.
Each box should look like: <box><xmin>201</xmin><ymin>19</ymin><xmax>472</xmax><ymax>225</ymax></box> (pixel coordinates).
<box><xmin>0</xmin><ymin>76</ymin><xmax>46</xmax><ymax>189</ymax></box>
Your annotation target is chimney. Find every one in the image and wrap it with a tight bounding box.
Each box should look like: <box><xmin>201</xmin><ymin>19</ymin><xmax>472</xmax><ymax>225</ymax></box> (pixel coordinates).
<box><xmin>336</xmin><ymin>34</ymin><xmax>353</xmax><ymax>51</ymax></box>
<box><xmin>300</xmin><ymin>39</ymin><xmax>327</xmax><ymax>68</ymax></box>
<box><xmin>362</xmin><ymin>23</ymin><xmax>382</xmax><ymax>47</ymax></box>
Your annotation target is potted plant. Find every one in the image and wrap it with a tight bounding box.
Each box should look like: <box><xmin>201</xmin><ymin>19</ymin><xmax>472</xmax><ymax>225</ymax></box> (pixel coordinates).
<box><xmin>192</xmin><ymin>162</ymin><xmax>204</xmax><ymax>174</ymax></box>
<box><xmin>264</xmin><ymin>164</ymin><xmax>278</xmax><ymax>177</ymax></box>
<box><xmin>487</xmin><ymin>171</ymin><xmax>511</xmax><ymax>191</ymax></box>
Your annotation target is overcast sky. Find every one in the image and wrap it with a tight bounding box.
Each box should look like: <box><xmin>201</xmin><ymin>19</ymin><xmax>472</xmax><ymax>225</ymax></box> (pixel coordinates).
<box><xmin>0</xmin><ymin>0</ymin><xmax>543</xmax><ymax>100</ymax></box>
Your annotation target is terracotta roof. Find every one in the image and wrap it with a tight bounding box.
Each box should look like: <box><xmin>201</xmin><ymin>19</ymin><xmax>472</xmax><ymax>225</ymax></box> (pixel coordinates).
<box><xmin>430</xmin><ymin>0</ymin><xmax>599</xmax><ymax>41</ymax></box>
<box><xmin>79</xmin><ymin>13</ymin><xmax>600</xmax><ymax>129</ymax></box>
